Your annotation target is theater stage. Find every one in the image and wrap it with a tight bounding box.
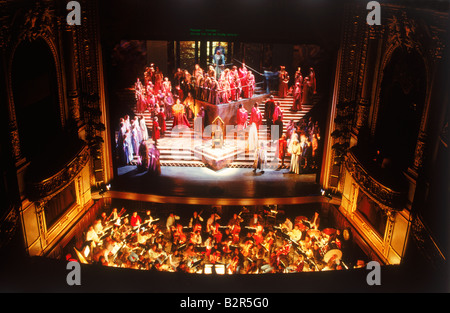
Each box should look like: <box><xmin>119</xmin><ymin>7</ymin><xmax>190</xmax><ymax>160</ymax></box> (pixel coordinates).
<box><xmin>110</xmin><ymin>166</ymin><xmax>322</xmax><ymax>205</ymax></box>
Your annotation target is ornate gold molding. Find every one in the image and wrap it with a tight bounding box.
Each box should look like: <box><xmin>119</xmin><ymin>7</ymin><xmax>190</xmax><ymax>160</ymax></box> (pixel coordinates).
<box><xmin>345</xmin><ymin>150</ymin><xmax>406</xmax><ymax>211</ymax></box>
<box><xmin>18</xmin><ymin>2</ymin><xmax>56</xmax><ymax>43</ymax></box>
<box><xmin>26</xmin><ymin>144</ymin><xmax>90</xmax><ymax>202</ymax></box>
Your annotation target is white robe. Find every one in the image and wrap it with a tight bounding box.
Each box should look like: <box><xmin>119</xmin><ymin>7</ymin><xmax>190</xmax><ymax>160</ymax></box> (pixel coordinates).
<box><xmin>289</xmin><ymin>142</ymin><xmax>302</xmax><ymax>174</ymax></box>
<box><xmin>140</xmin><ymin>118</ymin><xmax>149</xmax><ymax>141</ymax></box>
<box><xmin>248</xmin><ymin>123</ymin><xmax>258</xmax><ymax>152</ymax></box>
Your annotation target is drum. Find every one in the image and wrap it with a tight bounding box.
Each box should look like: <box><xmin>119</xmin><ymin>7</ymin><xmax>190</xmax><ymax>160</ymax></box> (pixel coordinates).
<box><xmin>323</xmin><ymin>249</ymin><xmax>342</xmax><ymax>263</ymax></box>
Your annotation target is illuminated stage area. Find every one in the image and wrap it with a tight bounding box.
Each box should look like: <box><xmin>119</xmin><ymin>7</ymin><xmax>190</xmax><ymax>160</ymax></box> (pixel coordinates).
<box><xmin>193</xmin><ymin>142</ymin><xmax>242</xmax><ymax>171</ymax></box>
<box><xmin>114</xmin><ymin>166</ymin><xmax>319</xmax><ymax>202</ymax></box>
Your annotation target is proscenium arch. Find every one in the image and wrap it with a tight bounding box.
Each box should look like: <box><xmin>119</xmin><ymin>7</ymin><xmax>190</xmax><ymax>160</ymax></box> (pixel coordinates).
<box><xmin>10</xmin><ymin>36</ymin><xmax>66</xmax><ymax>160</ymax></box>
<box><xmin>370</xmin><ymin>44</ymin><xmax>430</xmax><ymax>170</ymax></box>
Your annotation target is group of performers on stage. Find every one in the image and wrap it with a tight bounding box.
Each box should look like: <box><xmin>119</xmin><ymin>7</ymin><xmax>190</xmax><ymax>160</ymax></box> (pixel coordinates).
<box><xmin>116</xmin><ymin>114</ymin><xmax>160</xmax><ymax>174</ymax></box>
<box><xmin>134</xmin><ymin>60</ymin><xmax>257</xmax><ymax>117</ymax></box>
<box><xmin>263</xmin><ymin>65</ymin><xmax>317</xmax><ymax>106</ymax></box>
<box><xmin>122</xmin><ymin>59</ymin><xmax>321</xmax><ymax>174</ymax></box>
<box><xmin>234</xmin><ymin>95</ymin><xmax>322</xmax><ymax>174</ymax></box>
<box><xmin>75</xmin><ymin>206</ymin><xmax>355</xmax><ymax>274</ymax></box>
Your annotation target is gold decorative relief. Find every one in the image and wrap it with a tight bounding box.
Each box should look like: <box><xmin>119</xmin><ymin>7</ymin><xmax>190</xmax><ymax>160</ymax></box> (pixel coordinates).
<box><xmin>26</xmin><ymin>144</ymin><xmax>90</xmax><ymax>202</ymax></box>
<box><xmin>345</xmin><ymin>150</ymin><xmax>406</xmax><ymax>211</ymax></box>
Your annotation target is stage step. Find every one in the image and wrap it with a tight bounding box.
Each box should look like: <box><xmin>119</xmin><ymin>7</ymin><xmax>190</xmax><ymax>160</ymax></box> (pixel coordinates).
<box><xmin>127</xmin><ymin>92</ymin><xmax>317</xmax><ymax>168</ymax></box>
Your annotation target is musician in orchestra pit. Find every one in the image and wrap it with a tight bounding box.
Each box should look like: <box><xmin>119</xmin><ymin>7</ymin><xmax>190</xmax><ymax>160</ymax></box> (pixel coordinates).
<box><xmin>228</xmin><ymin>213</ymin><xmax>242</xmax><ymax>228</ymax></box>
<box><xmin>210</xmin><ymin>242</ymin><xmax>222</xmax><ymax>264</ymax></box>
<box><xmin>204</xmin><ymin>235</ymin><xmax>214</xmax><ymax>258</ymax></box>
<box><xmin>100</xmin><ymin>212</ymin><xmax>108</xmax><ymax>226</ymax></box>
<box><xmin>93</xmin><ymin>219</ymin><xmax>104</xmax><ymax>235</ymax></box>
<box><xmin>281</xmin><ymin>217</ymin><xmax>293</xmax><ymax>232</ymax></box>
<box><xmin>189</xmin><ymin>211</ymin><xmax>204</xmax><ymax>228</ymax></box>
<box><xmin>166</xmin><ymin>212</ymin><xmax>180</xmax><ymax>232</ymax></box>
<box><xmin>130</xmin><ymin>211</ymin><xmax>142</xmax><ymax>228</ymax></box>
<box><xmin>86</xmin><ymin>226</ymin><xmax>100</xmax><ymax>248</ymax></box>
<box><xmin>288</xmin><ymin>224</ymin><xmax>302</xmax><ymax>243</ymax></box>
<box><xmin>228</xmin><ymin>213</ymin><xmax>243</xmax><ymax>244</ymax></box>
<box><xmin>262</xmin><ymin>230</ymin><xmax>275</xmax><ymax>254</ymax></box>
<box><xmin>228</xmin><ymin>248</ymin><xmax>244</xmax><ymax>274</ymax></box>
<box><xmin>168</xmin><ymin>249</ymin><xmax>182</xmax><ymax>271</ymax></box>
<box><xmin>189</xmin><ymin>229</ymin><xmax>203</xmax><ymax>246</ymax></box>
<box><xmin>147</xmin><ymin>243</ymin><xmax>164</xmax><ymax>264</ymax></box>
<box><xmin>118</xmin><ymin>217</ymin><xmax>131</xmax><ymax>236</ymax></box>
<box><xmin>206</xmin><ymin>213</ymin><xmax>221</xmax><ymax>233</ymax></box>
<box><xmin>108</xmin><ymin>208</ymin><xmax>119</xmax><ymax>223</ymax></box>
<box><xmin>312</xmin><ymin>242</ymin><xmax>322</xmax><ymax>264</ymax></box>
<box><xmin>252</xmin><ymin>221</ymin><xmax>264</xmax><ymax>246</ymax></box>
<box><xmin>248</xmin><ymin>213</ymin><xmax>261</xmax><ymax>228</ymax></box>
<box><xmin>171</xmin><ymin>224</ymin><xmax>187</xmax><ymax>250</ymax></box>
<box><xmin>296</xmin><ymin>254</ymin><xmax>305</xmax><ymax>272</ymax></box>
<box><xmin>144</xmin><ymin>210</ymin><xmax>156</xmax><ymax>227</ymax></box>
<box><xmin>309</xmin><ymin>211</ymin><xmax>320</xmax><ymax>230</ymax></box>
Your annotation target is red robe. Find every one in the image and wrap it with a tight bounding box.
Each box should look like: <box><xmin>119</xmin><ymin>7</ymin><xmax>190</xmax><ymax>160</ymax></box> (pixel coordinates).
<box><xmin>278</xmin><ymin>137</ymin><xmax>287</xmax><ymax>159</ymax></box>
<box><xmin>152</xmin><ymin>120</ymin><xmax>160</xmax><ymax>141</ymax></box>
<box><xmin>172</xmin><ymin>105</ymin><xmax>190</xmax><ymax>129</ymax></box>
<box><xmin>157</xmin><ymin>111</ymin><xmax>166</xmax><ymax>135</ymax></box>
<box><xmin>173</xmin><ymin>112</ymin><xmax>190</xmax><ymax>129</ymax></box>
<box><xmin>239</xmin><ymin>67</ymin><xmax>248</xmax><ymax>97</ymax></box>
<box><xmin>236</xmin><ymin>108</ymin><xmax>248</xmax><ymax>130</ymax></box>
<box><xmin>250</xmin><ymin>107</ymin><xmax>262</xmax><ymax>127</ymax></box>
<box><xmin>292</xmin><ymin>84</ymin><xmax>303</xmax><ymax>111</ymax></box>
<box><xmin>278</xmin><ymin>70</ymin><xmax>289</xmax><ymax>98</ymax></box>
<box><xmin>273</xmin><ymin>106</ymin><xmax>283</xmax><ymax>123</ymax></box>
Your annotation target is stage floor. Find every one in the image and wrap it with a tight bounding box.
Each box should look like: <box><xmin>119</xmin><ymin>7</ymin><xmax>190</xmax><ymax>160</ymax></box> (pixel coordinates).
<box><xmin>112</xmin><ymin>165</ymin><xmax>321</xmax><ymax>204</ymax></box>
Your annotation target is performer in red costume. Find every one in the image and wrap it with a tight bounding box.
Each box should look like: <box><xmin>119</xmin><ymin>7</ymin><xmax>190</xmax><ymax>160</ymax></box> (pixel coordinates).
<box><xmin>239</xmin><ymin>63</ymin><xmax>249</xmax><ymax>98</ymax></box>
<box><xmin>273</xmin><ymin>101</ymin><xmax>283</xmax><ymax>124</ymax></box>
<box><xmin>309</xmin><ymin>67</ymin><xmax>317</xmax><ymax>94</ymax></box>
<box><xmin>292</xmin><ymin>82</ymin><xmax>303</xmax><ymax>111</ymax></box>
<box><xmin>278</xmin><ymin>134</ymin><xmax>288</xmax><ymax>169</ymax></box>
<box><xmin>152</xmin><ymin>116</ymin><xmax>161</xmax><ymax>145</ymax></box>
<box><xmin>246</xmin><ymin>71</ymin><xmax>256</xmax><ymax>98</ymax></box>
<box><xmin>172</xmin><ymin>100</ymin><xmax>191</xmax><ymax>129</ymax></box>
<box><xmin>219</xmin><ymin>78</ymin><xmax>230</xmax><ymax>104</ymax></box>
<box><xmin>236</xmin><ymin>104</ymin><xmax>248</xmax><ymax>131</ymax></box>
<box><xmin>250</xmin><ymin>102</ymin><xmax>263</xmax><ymax>128</ymax></box>
<box><xmin>278</xmin><ymin>66</ymin><xmax>289</xmax><ymax>98</ymax></box>
<box><xmin>157</xmin><ymin>107</ymin><xmax>166</xmax><ymax>137</ymax></box>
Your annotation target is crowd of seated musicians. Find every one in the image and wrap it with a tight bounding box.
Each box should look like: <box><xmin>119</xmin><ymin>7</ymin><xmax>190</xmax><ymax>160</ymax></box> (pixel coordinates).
<box><xmin>80</xmin><ymin>207</ymin><xmax>363</xmax><ymax>274</ymax></box>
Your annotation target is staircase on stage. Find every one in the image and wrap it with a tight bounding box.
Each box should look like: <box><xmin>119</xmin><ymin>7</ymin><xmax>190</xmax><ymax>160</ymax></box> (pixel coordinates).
<box><xmin>131</xmin><ymin>90</ymin><xmax>318</xmax><ymax>170</ymax></box>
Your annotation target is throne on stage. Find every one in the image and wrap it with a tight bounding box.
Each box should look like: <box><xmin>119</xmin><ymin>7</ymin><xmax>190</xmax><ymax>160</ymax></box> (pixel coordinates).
<box><xmin>211</xmin><ymin>116</ymin><xmax>225</xmax><ymax>149</ymax></box>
